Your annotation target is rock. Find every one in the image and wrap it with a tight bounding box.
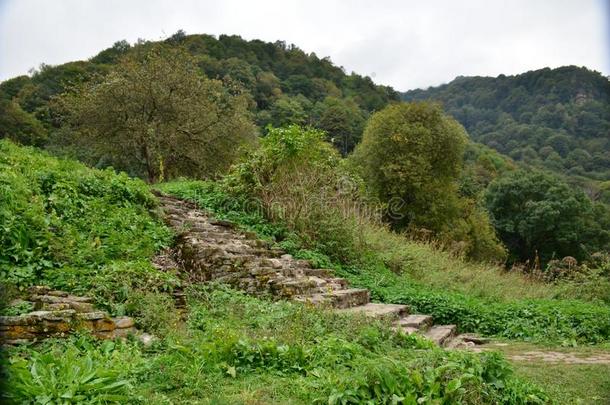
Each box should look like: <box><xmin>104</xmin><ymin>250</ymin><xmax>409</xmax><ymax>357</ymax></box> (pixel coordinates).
<box><xmin>28</xmin><ymin>286</ymin><xmax>50</xmax><ymax>295</ymax></box>
<box><xmin>91</xmin><ymin>318</ymin><xmax>116</xmax><ymax>332</ymax></box>
<box><xmin>209</xmin><ymin>218</ymin><xmax>235</xmax><ymax>228</ymax></box>
<box><xmin>76</xmin><ymin>311</ymin><xmax>107</xmax><ymax>321</ymax></box>
<box><xmin>43</xmin><ymin>303</ymin><xmax>71</xmax><ymax>311</ymax></box>
<box><xmin>68</xmin><ymin>302</ymin><xmax>95</xmax><ymax>313</ymax></box>
<box><xmin>47</xmin><ymin>290</ymin><xmax>69</xmax><ymax>297</ymax></box>
<box><xmin>113</xmin><ymin>327</ymin><xmax>137</xmax><ymax>338</ymax></box>
<box><xmin>113</xmin><ymin>316</ymin><xmax>135</xmax><ymax>329</ymax></box>
<box><xmin>31</xmin><ymin>310</ymin><xmax>76</xmax><ymax>322</ymax></box>
<box><xmin>458</xmin><ymin>333</ymin><xmax>490</xmax><ymax>345</ymax></box>
<box><xmin>138</xmin><ymin>333</ymin><xmax>156</xmax><ymax>347</ymax></box>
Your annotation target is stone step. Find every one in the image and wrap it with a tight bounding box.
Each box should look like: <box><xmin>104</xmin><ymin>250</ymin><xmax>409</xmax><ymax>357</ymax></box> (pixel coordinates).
<box><xmin>296</xmin><ymin>288</ymin><xmax>370</xmax><ymax>309</ymax></box>
<box><xmin>394</xmin><ymin>314</ymin><xmax>433</xmax><ymax>331</ymax></box>
<box><xmin>162</xmin><ymin>206</ymin><xmax>192</xmax><ymax>216</ymax></box>
<box><xmin>271</xmin><ymin>277</ymin><xmax>327</xmax><ymax>296</ymax></box>
<box><xmin>423</xmin><ymin>325</ymin><xmax>457</xmax><ymax>346</ymax></box>
<box><xmin>303</xmin><ymin>268</ymin><xmax>332</xmax><ymax>278</ymax></box>
<box><xmin>336</xmin><ymin>303</ymin><xmax>409</xmax><ymax>320</ymax></box>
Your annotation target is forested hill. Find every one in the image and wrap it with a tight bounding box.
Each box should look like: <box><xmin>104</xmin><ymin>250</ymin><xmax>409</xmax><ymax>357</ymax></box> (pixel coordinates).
<box><xmin>401</xmin><ymin>66</ymin><xmax>610</xmax><ymax>183</ymax></box>
<box><xmin>0</xmin><ymin>32</ymin><xmax>398</xmax><ymax>155</ymax></box>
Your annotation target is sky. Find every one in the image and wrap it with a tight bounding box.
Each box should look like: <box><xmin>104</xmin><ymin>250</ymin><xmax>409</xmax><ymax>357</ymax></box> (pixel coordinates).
<box><xmin>0</xmin><ymin>0</ymin><xmax>608</xmax><ymax>90</ymax></box>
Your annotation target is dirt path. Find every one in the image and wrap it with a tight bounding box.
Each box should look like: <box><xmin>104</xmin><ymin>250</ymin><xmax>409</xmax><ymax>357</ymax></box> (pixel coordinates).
<box><xmin>470</xmin><ymin>342</ymin><xmax>610</xmax><ymax>364</ymax></box>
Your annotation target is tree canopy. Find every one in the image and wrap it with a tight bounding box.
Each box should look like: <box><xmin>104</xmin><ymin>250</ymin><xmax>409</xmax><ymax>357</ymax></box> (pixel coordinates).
<box><xmin>401</xmin><ymin>66</ymin><xmax>610</xmax><ymax>182</ymax></box>
<box><xmin>351</xmin><ymin>102</ymin><xmax>505</xmax><ymax>261</ymax></box>
<box><xmin>485</xmin><ymin>170</ymin><xmax>608</xmax><ymax>265</ymax></box>
<box><xmin>56</xmin><ymin>46</ymin><xmax>256</xmax><ymax>182</ymax></box>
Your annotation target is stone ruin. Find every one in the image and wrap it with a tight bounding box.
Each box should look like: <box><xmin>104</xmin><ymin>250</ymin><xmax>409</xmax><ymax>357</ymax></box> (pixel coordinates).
<box><xmin>0</xmin><ymin>286</ymin><xmax>138</xmax><ymax>345</ymax></box>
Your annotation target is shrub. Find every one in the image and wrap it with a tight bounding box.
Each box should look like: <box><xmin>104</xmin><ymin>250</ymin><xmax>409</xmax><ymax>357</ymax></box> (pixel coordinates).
<box><xmin>223</xmin><ymin>125</ymin><xmax>378</xmax><ymax>263</ymax></box>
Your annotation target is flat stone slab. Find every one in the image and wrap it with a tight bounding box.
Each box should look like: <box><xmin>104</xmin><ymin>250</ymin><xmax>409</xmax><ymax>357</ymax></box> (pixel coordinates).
<box><xmin>395</xmin><ymin>314</ymin><xmax>433</xmax><ymax>330</ymax></box>
<box><xmin>76</xmin><ymin>311</ymin><xmax>107</xmax><ymax>321</ymax></box>
<box><xmin>424</xmin><ymin>325</ymin><xmax>457</xmax><ymax>345</ymax></box>
<box><xmin>337</xmin><ymin>303</ymin><xmax>409</xmax><ymax>319</ymax></box>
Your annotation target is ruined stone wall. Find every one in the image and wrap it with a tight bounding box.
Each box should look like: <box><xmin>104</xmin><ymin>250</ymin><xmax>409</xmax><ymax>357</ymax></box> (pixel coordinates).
<box><xmin>0</xmin><ymin>286</ymin><xmax>136</xmax><ymax>345</ymax></box>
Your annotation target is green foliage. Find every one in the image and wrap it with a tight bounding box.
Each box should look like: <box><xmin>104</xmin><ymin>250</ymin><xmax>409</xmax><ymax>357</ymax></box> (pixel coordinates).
<box><xmin>137</xmin><ymin>286</ymin><xmax>547</xmax><ymax>404</ymax></box>
<box><xmin>0</xmin><ymin>140</ymin><xmax>172</xmax><ymax>306</ymax></box>
<box><xmin>485</xmin><ymin>169</ymin><xmax>608</xmax><ymax>265</ymax></box>
<box><xmin>4</xmin><ymin>338</ymin><xmax>141</xmax><ymax>404</ymax></box>
<box><xmin>162</xmin><ymin>180</ymin><xmax>610</xmax><ymax>344</ymax></box>
<box><xmin>221</xmin><ymin>125</ymin><xmax>371</xmax><ymax>263</ymax></box>
<box><xmin>352</xmin><ymin>102</ymin><xmax>505</xmax><ymax>261</ymax></box>
<box><xmin>54</xmin><ymin>45</ymin><xmax>256</xmax><ymax>183</ymax></box>
<box><xmin>0</xmin><ymin>99</ymin><xmax>48</xmax><ymax>146</ymax></box>
<box><xmin>402</xmin><ymin>66</ymin><xmax>610</xmax><ymax>181</ymax></box>
<box><xmin>0</xmin><ymin>300</ymin><xmax>34</xmax><ymax>316</ymax></box>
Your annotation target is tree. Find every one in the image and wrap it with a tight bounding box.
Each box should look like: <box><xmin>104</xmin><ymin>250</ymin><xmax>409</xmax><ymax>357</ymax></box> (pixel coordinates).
<box><xmin>0</xmin><ymin>100</ymin><xmax>47</xmax><ymax>146</ymax></box>
<box><xmin>56</xmin><ymin>46</ymin><xmax>256</xmax><ymax>182</ymax></box>
<box><xmin>485</xmin><ymin>170</ymin><xmax>600</xmax><ymax>265</ymax></box>
<box><xmin>352</xmin><ymin>102</ymin><xmax>505</xmax><ymax>261</ymax></box>
<box><xmin>351</xmin><ymin>102</ymin><xmax>467</xmax><ymax>231</ymax></box>
<box><xmin>314</xmin><ymin>97</ymin><xmax>366</xmax><ymax>156</ymax></box>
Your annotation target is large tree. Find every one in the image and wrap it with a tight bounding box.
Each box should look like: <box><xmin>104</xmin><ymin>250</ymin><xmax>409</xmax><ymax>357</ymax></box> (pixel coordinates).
<box><xmin>485</xmin><ymin>170</ymin><xmax>607</xmax><ymax>265</ymax></box>
<box><xmin>351</xmin><ymin>102</ymin><xmax>505</xmax><ymax>261</ymax></box>
<box><xmin>351</xmin><ymin>102</ymin><xmax>467</xmax><ymax>230</ymax></box>
<box><xmin>56</xmin><ymin>46</ymin><xmax>256</xmax><ymax>182</ymax></box>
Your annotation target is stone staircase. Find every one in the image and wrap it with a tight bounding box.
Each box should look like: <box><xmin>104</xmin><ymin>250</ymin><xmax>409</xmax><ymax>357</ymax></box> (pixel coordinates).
<box><xmin>158</xmin><ymin>193</ymin><xmax>480</xmax><ymax>347</ymax></box>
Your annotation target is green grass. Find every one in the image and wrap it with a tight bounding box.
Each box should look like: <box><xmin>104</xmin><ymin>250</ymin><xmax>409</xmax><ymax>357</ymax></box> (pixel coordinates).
<box><xmin>514</xmin><ymin>363</ymin><xmax>610</xmax><ymax>405</ymax></box>
<box><xmin>483</xmin><ymin>342</ymin><xmax>610</xmax><ymax>404</ymax></box>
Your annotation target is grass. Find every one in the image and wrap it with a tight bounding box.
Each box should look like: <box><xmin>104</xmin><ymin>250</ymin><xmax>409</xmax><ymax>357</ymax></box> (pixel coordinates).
<box><xmin>512</xmin><ymin>363</ymin><xmax>610</xmax><ymax>404</ymax></box>
<box><xmin>362</xmin><ymin>225</ymin><xmax>559</xmax><ymax>302</ymax></box>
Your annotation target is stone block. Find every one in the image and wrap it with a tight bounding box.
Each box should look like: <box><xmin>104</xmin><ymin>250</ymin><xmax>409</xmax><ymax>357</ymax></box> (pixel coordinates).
<box><xmin>113</xmin><ymin>316</ymin><xmax>135</xmax><ymax>329</ymax></box>
<box><xmin>48</xmin><ymin>290</ymin><xmax>69</xmax><ymax>297</ymax></box>
<box><xmin>68</xmin><ymin>302</ymin><xmax>95</xmax><ymax>313</ymax></box>
<box><xmin>76</xmin><ymin>311</ymin><xmax>107</xmax><ymax>321</ymax></box>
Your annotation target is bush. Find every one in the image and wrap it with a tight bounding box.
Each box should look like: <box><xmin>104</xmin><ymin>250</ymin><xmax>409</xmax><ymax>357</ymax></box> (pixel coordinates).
<box><xmin>224</xmin><ymin>125</ymin><xmax>378</xmax><ymax>263</ymax></box>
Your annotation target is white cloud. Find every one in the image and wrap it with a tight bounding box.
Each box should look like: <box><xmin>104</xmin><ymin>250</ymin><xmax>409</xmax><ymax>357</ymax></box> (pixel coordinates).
<box><xmin>0</xmin><ymin>0</ymin><xmax>608</xmax><ymax>90</ymax></box>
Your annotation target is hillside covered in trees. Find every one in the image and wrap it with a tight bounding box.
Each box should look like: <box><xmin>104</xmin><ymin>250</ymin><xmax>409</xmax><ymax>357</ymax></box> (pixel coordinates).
<box><xmin>401</xmin><ymin>66</ymin><xmax>610</xmax><ymax>186</ymax></box>
<box><xmin>0</xmin><ymin>32</ymin><xmax>398</xmax><ymax>157</ymax></box>
<box><xmin>2</xmin><ymin>31</ymin><xmax>610</xmax><ymax>403</ymax></box>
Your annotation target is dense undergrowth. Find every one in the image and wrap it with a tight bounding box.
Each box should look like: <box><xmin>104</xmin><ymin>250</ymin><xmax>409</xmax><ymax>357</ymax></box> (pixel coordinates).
<box><xmin>157</xmin><ymin>179</ymin><xmax>610</xmax><ymax>345</ymax></box>
<box><xmin>3</xmin><ymin>287</ymin><xmax>549</xmax><ymax>404</ymax></box>
<box><xmin>0</xmin><ymin>139</ymin><xmax>176</xmax><ymax>314</ymax></box>
<box><xmin>1</xmin><ymin>140</ymin><xmax>550</xmax><ymax>403</ymax></box>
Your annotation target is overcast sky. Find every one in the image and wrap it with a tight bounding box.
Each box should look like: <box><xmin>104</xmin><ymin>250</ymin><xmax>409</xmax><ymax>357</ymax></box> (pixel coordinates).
<box><xmin>0</xmin><ymin>0</ymin><xmax>608</xmax><ymax>90</ymax></box>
